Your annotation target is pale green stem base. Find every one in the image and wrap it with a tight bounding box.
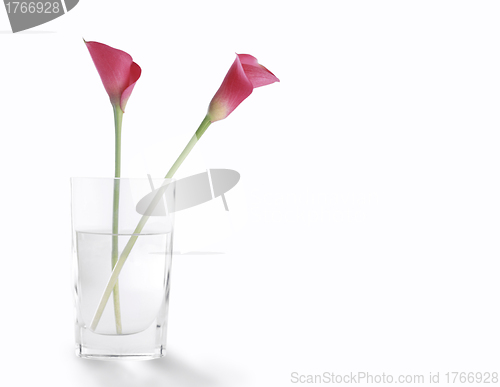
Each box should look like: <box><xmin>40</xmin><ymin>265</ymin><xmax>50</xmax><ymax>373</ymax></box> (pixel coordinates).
<box><xmin>90</xmin><ymin>116</ymin><xmax>211</xmax><ymax>331</ymax></box>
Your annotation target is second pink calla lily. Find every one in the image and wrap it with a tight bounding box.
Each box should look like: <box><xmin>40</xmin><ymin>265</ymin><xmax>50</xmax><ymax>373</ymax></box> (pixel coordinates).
<box><xmin>208</xmin><ymin>54</ymin><xmax>279</xmax><ymax>122</ymax></box>
<box><xmin>85</xmin><ymin>40</ymin><xmax>141</xmax><ymax>112</ymax></box>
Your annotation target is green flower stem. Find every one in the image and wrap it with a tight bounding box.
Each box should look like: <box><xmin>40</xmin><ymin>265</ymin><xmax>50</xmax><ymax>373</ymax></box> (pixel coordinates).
<box><xmin>165</xmin><ymin>115</ymin><xmax>211</xmax><ymax>178</ymax></box>
<box><xmin>90</xmin><ymin>115</ymin><xmax>211</xmax><ymax>331</ymax></box>
<box><xmin>111</xmin><ymin>105</ymin><xmax>123</xmax><ymax>334</ymax></box>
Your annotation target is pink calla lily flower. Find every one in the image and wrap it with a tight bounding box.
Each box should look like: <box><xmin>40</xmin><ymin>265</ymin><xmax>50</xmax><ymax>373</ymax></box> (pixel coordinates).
<box><xmin>84</xmin><ymin>40</ymin><xmax>142</xmax><ymax>334</ymax></box>
<box><xmin>85</xmin><ymin>41</ymin><xmax>141</xmax><ymax>112</ymax></box>
<box><xmin>208</xmin><ymin>54</ymin><xmax>279</xmax><ymax>122</ymax></box>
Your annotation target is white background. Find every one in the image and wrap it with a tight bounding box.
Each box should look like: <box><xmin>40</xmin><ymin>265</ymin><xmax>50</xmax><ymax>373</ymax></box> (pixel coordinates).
<box><xmin>0</xmin><ymin>1</ymin><xmax>499</xmax><ymax>386</ymax></box>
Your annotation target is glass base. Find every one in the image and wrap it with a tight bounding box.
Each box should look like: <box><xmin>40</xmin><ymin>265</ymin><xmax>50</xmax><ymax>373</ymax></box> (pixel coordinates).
<box><xmin>75</xmin><ymin>321</ymin><xmax>168</xmax><ymax>361</ymax></box>
<box><xmin>76</xmin><ymin>346</ymin><xmax>166</xmax><ymax>361</ymax></box>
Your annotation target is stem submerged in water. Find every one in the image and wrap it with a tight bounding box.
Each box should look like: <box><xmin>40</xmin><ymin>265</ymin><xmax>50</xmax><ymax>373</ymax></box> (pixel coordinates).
<box><xmin>90</xmin><ymin>115</ymin><xmax>211</xmax><ymax>331</ymax></box>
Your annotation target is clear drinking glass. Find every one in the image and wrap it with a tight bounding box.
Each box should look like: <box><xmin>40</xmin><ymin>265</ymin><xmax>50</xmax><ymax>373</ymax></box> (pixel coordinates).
<box><xmin>71</xmin><ymin>177</ymin><xmax>175</xmax><ymax>360</ymax></box>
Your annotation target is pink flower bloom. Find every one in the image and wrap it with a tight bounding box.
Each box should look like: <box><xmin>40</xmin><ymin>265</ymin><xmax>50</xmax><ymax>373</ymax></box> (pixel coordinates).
<box><xmin>85</xmin><ymin>41</ymin><xmax>141</xmax><ymax>112</ymax></box>
<box><xmin>208</xmin><ymin>54</ymin><xmax>279</xmax><ymax>122</ymax></box>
